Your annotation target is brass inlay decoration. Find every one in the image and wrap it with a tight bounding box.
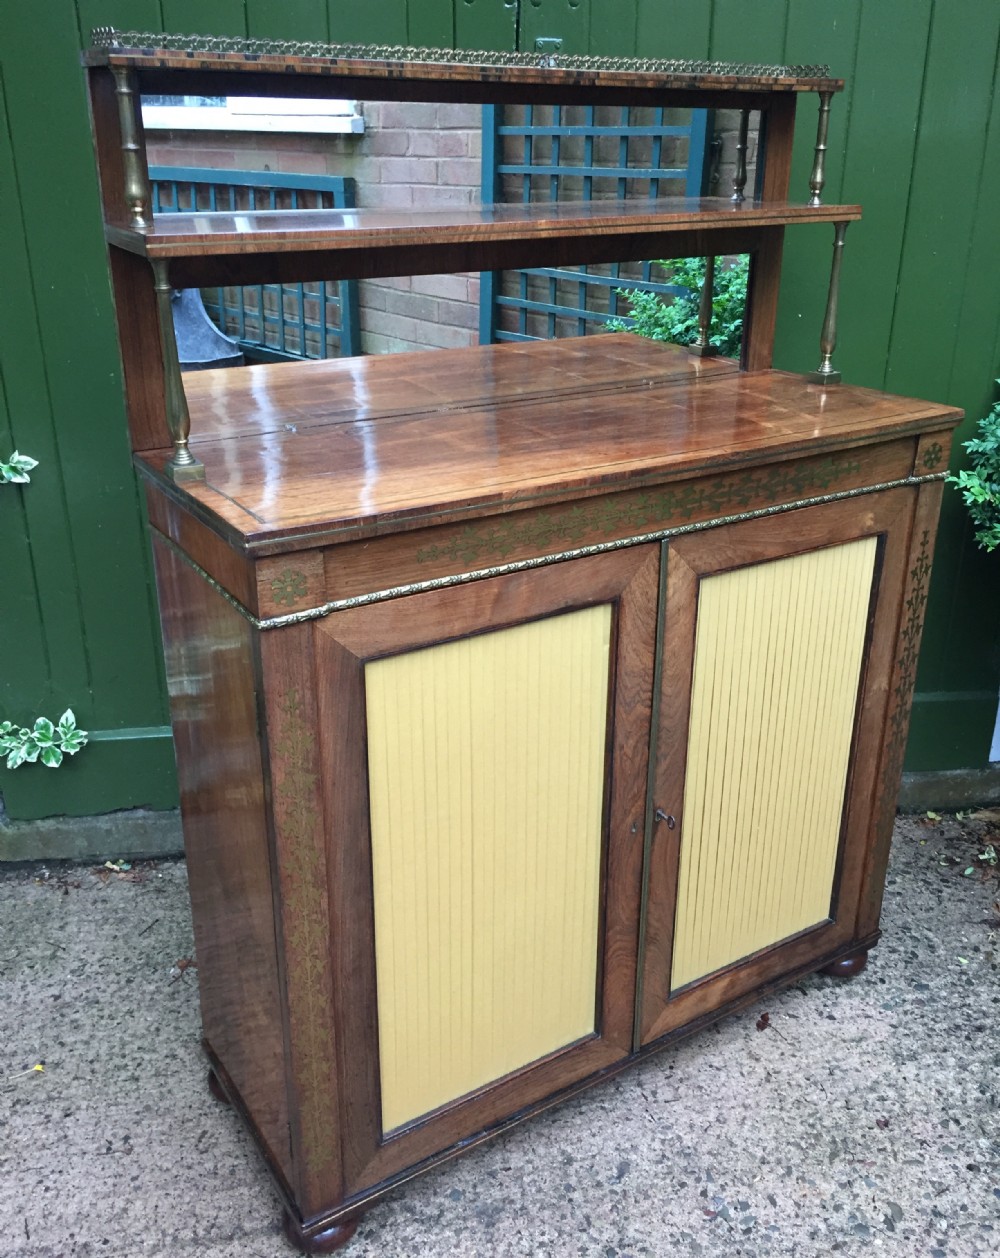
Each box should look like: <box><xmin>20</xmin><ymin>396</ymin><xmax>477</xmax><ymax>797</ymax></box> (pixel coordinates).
<box><xmin>671</xmin><ymin>536</ymin><xmax>878</xmax><ymax>990</ymax></box>
<box><xmin>272</xmin><ymin>689</ymin><xmax>338</xmax><ymax>1175</ymax></box>
<box><xmin>633</xmin><ymin>540</ymin><xmax>671</xmax><ymax>1051</ymax></box>
<box><xmin>415</xmin><ymin>455</ymin><xmax>863</xmax><ymax>567</ymax></box>
<box><xmin>270</xmin><ymin>568</ymin><xmax>309</xmax><ymax>607</ymax></box>
<box><xmin>732</xmin><ymin>110</ymin><xmax>751</xmax><ymax>203</ymax></box>
<box><xmin>90</xmin><ymin>29</ymin><xmax>832</xmax><ymax>80</ymax></box>
<box><xmin>150</xmin><ymin>260</ymin><xmax>205</xmax><ymax>483</ymax></box>
<box><xmin>365</xmin><ymin>606</ymin><xmax>611</xmax><ymax>1130</ymax></box>
<box><xmin>149</xmin><ymin>474</ymin><xmax>944</xmax><ymax>633</ymax></box>
<box><xmin>808</xmin><ymin>90</ymin><xmax>833</xmax><ymax>207</ymax></box>
<box><xmin>110</xmin><ymin>66</ymin><xmax>151</xmax><ymax>231</ymax></box>
<box><xmin>921</xmin><ymin>442</ymin><xmax>944</xmax><ymax>470</ymax></box>
<box><xmin>808</xmin><ymin>221</ymin><xmax>849</xmax><ymax>385</ymax></box>
<box><xmin>875</xmin><ymin>528</ymin><xmax>932</xmax><ymax>838</ymax></box>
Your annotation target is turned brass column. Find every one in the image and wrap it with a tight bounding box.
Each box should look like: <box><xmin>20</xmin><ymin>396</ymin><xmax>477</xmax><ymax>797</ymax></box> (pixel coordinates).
<box><xmin>689</xmin><ymin>256</ymin><xmax>718</xmax><ymax>357</ymax></box>
<box><xmin>111</xmin><ymin>67</ymin><xmax>152</xmax><ymax>231</ymax></box>
<box><xmin>151</xmin><ymin>261</ymin><xmax>205</xmax><ymax>482</ymax></box>
<box><xmin>808</xmin><ymin>91</ymin><xmax>833</xmax><ymax>207</ymax></box>
<box><xmin>731</xmin><ymin>110</ymin><xmax>751</xmax><ymax>203</ymax></box>
<box><xmin>808</xmin><ymin>221</ymin><xmax>849</xmax><ymax>385</ymax></box>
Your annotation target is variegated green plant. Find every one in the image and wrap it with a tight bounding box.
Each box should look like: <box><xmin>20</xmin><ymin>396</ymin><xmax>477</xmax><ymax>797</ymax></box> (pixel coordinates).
<box><xmin>0</xmin><ymin>710</ymin><xmax>88</xmax><ymax>769</ymax></box>
<box><xmin>0</xmin><ymin>451</ymin><xmax>38</xmax><ymax>484</ymax></box>
<box><xmin>949</xmin><ymin>385</ymin><xmax>1000</xmax><ymax>551</ymax></box>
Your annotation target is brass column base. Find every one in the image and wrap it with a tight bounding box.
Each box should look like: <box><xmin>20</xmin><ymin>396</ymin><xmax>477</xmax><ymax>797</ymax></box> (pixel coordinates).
<box><xmin>807</xmin><ymin>367</ymin><xmax>841</xmax><ymax>385</ymax></box>
<box><xmin>688</xmin><ymin>343</ymin><xmax>719</xmax><ymax>358</ymax></box>
<box><xmin>165</xmin><ymin>457</ymin><xmax>206</xmax><ymax>484</ymax></box>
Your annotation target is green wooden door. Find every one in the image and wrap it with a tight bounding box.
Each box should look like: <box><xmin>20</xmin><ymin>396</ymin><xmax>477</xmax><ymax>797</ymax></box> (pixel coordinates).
<box><xmin>1</xmin><ymin>1</ymin><xmax>997</xmax><ymax>827</ymax></box>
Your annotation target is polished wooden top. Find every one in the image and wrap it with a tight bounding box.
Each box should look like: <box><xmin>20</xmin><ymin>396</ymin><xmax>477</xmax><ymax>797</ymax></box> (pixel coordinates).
<box><xmin>108</xmin><ymin>199</ymin><xmax>862</xmax><ymax>261</ymax></box>
<box><xmin>83</xmin><ymin>45</ymin><xmax>843</xmax><ymax>104</ymax></box>
<box><xmin>138</xmin><ymin>337</ymin><xmax>959</xmax><ymax>553</ymax></box>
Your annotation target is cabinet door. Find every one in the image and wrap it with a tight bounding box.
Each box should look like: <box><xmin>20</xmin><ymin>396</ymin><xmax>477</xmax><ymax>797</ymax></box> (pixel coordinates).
<box><xmin>314</xmin><ymin>547</ymin><xmax>658</xmax><ymax>1194</ymax></box>
<box><xmin>638</xmin><ymin>489</ymin><xmax>913</xmax><ymax>1046</ymax></box>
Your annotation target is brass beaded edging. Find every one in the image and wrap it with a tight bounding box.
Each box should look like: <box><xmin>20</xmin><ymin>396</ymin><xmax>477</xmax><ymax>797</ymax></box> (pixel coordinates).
<box><xmin>151</xmin><ymin>473</ymin><xmax>945</xmax><ymax>632</ymax></box>
<box><xmin>90</xmin><ymin>27</ymin><xmax>832</xmax><ymax>80</ymax></box>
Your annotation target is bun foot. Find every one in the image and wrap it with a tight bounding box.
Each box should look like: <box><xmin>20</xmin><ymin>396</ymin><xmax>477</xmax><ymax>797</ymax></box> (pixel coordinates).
<box><xmin>821</xmin><ymin>950</ymin><xmax>868</xmax><ymax>978</ymax></box>
<box><xmin>283</xmin><ymin>1211</ymin><xmax>359</xmax><ymax>1255</ymax></box>
<box><xmin>207</xmin><ymin>1068</ymin><xmax>229</xmax><ymax>1104</ymax></box>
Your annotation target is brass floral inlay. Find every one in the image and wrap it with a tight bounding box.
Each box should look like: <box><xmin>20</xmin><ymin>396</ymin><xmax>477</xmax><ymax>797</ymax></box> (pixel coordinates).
<box><xmin>415</xmin><ymin>455</ymin><xmax>862</xmax><ymax>566</ymax></box>
<box><xmin>271</xmin><ymin>568</ymin><xmax>309</xmax><ymax>607</ymax></box>
<box><xmin>876</xmin><ymin>528</ymin><xmax>932</xmax><ymax>833</ymax></box>
<box><xmin>921</xmin><ymin>442</ymin><xmax>944</xmax><ymax>471</ymax></box>
<box><xmin>274</xmin><ymin>688</ymin><xmax>337</xmax><ymax>1177</ymax></box>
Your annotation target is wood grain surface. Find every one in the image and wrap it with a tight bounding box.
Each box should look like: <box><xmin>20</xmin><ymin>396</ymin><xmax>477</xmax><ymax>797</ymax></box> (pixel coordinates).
<box><xmin>136</xmin><ymin>337</ymin><xmax>960</xmax><ymax>551</ymax></box>
<box><xmin>150</xmin><ymin>536</ymin><xmax>293</xmax><ymax>1192</ymax></box>
<box><xmin>106</xmin><ymin>197</ymin><xmax>862</xmax><ymax>262</ymax></box>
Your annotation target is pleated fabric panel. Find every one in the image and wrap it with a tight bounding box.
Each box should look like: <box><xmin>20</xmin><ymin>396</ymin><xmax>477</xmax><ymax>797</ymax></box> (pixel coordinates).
<box><xmin>365</xmin><ymin>604</ymin><xmax>612</xmax><ymax>1131</ymax></box>
<box><xmin>670</xmin><ymin>537</ymin><xmax>877</xmax><ymax>991</ymax></box>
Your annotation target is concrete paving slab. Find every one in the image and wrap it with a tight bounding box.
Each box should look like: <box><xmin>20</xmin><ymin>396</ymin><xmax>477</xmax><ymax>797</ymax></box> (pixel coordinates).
<box><xmin>1</xmin><ymin>814</ymin><xmax>998</xmax><ymax>1258</ymax></box>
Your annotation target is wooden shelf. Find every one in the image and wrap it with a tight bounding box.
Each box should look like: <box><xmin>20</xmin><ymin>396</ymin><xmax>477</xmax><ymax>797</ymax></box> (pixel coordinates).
<box><xmin>136</xmin><ymin>337</ymin><xmax>957</xmax><ymax>551</ymax></box>
<box><xmin>110</xmin><ymin>197</ymin><xmax>861</xmax><ymax>258</ymax></box>
<box><xmin>106</xmin><ymin>197</ymin><xmax>861</xmax><ymax>286</ymax></box>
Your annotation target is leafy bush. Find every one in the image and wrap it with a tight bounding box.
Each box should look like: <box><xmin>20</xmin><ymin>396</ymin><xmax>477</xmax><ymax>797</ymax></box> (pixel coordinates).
<box><xmin>607</xmin><ymin>256</ymin><xmax>749</xmax><ymax>358</ymax></box>
<box><xmin>950</xmin><ymin>386</ymin><xmax>1000</xmax><ymax>551</ymax></box>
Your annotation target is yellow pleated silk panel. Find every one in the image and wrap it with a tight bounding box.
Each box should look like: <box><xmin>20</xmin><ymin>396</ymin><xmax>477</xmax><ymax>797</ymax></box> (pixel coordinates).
<box><xmin>670</xmin><ymin>537</ymin><xmax>877</xmax><ymax>991</ymax></box>
<box><xmin>365</xmin><ymin>604</ymin><xmax>612</xmax><ymax>1132</ymax></box>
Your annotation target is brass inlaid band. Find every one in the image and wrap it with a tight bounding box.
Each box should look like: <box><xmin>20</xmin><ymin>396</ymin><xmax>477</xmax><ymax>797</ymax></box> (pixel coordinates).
<box><xmin>151</xmin><ymin>474</ymin><xmax>945</xmax><ymax>632</ymax></box>
<box><xmin>90</xmin><ymin>29</ymin><xmax>832</xmax><ymax>80</ymax></box>
<box><xmin>633</xmin><ymin>540</ymin><xmax>671</xmax><ymax>1051</ymax></box>
<box><xmin>412</xmin><ymin>452</ymin><xmax>867</xmax><ymax>567</ymax></box>
<box><xmin>271</xmin><ymin>688</ymin><xmax>340</xmax><ymax>1177</ymax></box>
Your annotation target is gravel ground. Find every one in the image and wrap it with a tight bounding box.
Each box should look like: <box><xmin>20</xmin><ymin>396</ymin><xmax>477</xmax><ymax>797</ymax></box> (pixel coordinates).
<box><xmin>1</xmin><ymin>812</ymin><xmax>998</xmax><ymax>1258</ymax></box>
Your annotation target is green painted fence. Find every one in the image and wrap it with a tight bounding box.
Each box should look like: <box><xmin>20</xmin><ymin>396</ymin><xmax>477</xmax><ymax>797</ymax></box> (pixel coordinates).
<box><xmin>1</xmin><ymin>1</ymin><xmax>998</xmax><ymax>822</ymax></box>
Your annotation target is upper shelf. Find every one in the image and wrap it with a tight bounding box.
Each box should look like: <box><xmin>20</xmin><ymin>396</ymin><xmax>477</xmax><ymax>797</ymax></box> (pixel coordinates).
<box><xmin>106</xmin><ymin>197</ymin><xmax>862</xmax><ymax>285</ymax></box>
<box><xmin>84</xmin><ymin>34</ymin><xmax>843</xmax><ymax>108</ymax></box>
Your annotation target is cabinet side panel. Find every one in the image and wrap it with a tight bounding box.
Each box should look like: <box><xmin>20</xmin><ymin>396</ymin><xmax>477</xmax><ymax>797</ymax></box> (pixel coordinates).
<box><xmin>151</xmin><ymin>535</ymin><xmax>291</xmax><ymax>1186</ymax></box>
<box><xmin>365</xmin><ymin>605</ymin><xmax>612</xmax><ymax>1132</ymax></box>
<box><xmin>671</xmin><ymin>536</ymin><xmax>877</xmax><ymax>990</ymax></box>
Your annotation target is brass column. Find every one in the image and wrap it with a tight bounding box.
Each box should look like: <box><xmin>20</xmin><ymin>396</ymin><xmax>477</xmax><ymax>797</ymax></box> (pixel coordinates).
<box><xmin>808</xmin><ymin>91</ymin><xmax>833</xmax><ymax>207</ymax></box>
<box><xmin>808</xmin><ymin>221</ymin><xmax>849</xmax><ymax>385</ymax></box>
<box><xmin>689</xmin><ymin>257</ymin><xmax>718</xmax><ymax>357</ymax></box>
<box><xmin>112</xmin><ymin>67</ymin><xmax>152</xmax><ymax>231</ymax></box>
<box><xmin>151</xmin><ymin>261</ymin><xmax>205</xmax><ymax>482</ymax></box>
<box><xmin>731</xmin><ymin>110</ymin><xmax>750</xmax><ymax>203</ymax></box>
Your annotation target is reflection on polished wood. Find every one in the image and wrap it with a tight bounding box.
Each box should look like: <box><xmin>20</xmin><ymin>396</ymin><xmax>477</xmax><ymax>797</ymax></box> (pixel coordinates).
<box><xmin>106</xmin><ymin>197</ymin><xmax>862</xmax><ymax>262</ymax></box>
<box><xmin>137</xmin><ymin>335</ymin><xmax>959</xmax><ymax>548</ymax></box>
